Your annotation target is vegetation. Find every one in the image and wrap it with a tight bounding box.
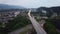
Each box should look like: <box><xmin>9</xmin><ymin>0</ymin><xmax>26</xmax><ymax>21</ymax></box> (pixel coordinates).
<box><xmin>44</xmin><ymin>16</ymin><xmax>60</xmax><ymax>34</ymax></box>
<box><xmin>44</xmin><ymin>19</ymin><xmax>57</xmax><ymax>34</ymax></box>
<box><xmin>0</xmin><ymin>15</ymin><xmax>31</xmax><ymax>34</ymax></box>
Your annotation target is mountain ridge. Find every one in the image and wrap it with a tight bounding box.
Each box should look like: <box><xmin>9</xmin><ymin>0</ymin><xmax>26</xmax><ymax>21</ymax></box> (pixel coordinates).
<box><xmin>0</xmin><ymin>4</ymin><xmax>26</xmax><ymax>9</ymax></box>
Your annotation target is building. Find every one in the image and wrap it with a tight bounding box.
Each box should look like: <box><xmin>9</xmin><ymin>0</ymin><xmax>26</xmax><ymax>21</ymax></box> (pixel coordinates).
<box><xmin>0</xmin><ymin>10</ymin><xmax>20</xmax><ymax>23</ymax></box>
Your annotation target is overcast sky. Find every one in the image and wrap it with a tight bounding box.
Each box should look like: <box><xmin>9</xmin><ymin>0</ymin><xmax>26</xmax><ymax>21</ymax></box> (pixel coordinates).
<box><xmin>0</xmin><ymin>0</ymin><xmax>60</xmax><ymax>8</ymax></box>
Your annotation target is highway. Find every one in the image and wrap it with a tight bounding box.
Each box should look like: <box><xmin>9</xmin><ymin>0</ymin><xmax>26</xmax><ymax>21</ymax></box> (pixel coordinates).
<box><xmin>28</xmin><ymin>10</ymin><xmax>47</xmax><ymax>34</ymax></box>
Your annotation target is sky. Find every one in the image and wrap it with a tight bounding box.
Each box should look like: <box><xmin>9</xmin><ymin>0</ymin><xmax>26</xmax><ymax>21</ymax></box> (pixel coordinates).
<box><xmin>0</xmin><ymin>0</ymin><xmax>60</xmax><ymax>8</ymax></box>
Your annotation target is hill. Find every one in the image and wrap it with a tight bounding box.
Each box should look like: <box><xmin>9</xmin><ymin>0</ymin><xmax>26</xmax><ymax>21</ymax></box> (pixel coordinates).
<box><xmin>0</xmin><ymin>4</ymin><xmax>25</xmax><ymax>9</ymax></box>
<box><xmin>37</xmin><ymin>6</ymin><xmax>60</xmax><ymax>16</ymax></box>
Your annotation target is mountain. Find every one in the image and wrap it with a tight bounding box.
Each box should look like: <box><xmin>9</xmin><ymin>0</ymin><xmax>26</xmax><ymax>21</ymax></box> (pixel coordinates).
<box><xmin>37</xmin><ymin>6</ymin><xmax>60</xmax><ymax>17</ymax></box>
<box><xmin>37</xmin><ymin>6</ymin><xmax>60</xmax><ymax>14</ymax></box>
<box><xmin>50</xmin><ymin>6</ymin><xmax>60</xmax><ymax>13</ymax></box>
<box><xmin>0</xmin><ymin>4</ymin><xmax>25</xmax><ymax>9</ymax></box>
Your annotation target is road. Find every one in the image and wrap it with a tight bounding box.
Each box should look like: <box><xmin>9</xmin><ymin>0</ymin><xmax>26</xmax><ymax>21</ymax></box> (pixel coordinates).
<box><xmin>28</xmin><ymin>10</ymin><xmax>47</xmax><ymax>34</ymax></box>
<box><xmin>9</xmin><ymin>24</ymin><xmax>33</xmax><ymax>34</ymax></box>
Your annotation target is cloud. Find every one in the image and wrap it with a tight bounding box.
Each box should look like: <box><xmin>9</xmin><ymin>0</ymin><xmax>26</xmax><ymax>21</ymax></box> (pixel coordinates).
<box><xmin>0</xmin><ymin>0</ymin><xmax>60</xmax><ymax>8</ymax></box>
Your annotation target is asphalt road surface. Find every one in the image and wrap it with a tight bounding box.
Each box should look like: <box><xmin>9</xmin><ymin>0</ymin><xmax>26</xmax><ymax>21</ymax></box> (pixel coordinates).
<box><xmin>28</xmin><ymin>10</ymin><xmax>47</xmax><ymax>34</ymax></box>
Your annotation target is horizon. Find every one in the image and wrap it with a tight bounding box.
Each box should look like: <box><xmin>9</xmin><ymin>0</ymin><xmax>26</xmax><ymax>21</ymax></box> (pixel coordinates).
<box><xmin>0</xmin><ymin>0</ymin><xmax>60</xmax><ymax>8</ymax></box>
<box><xmin>0</xmin><ymin>4</ymin><xmax>60</xmax><ymax>9</ymax></box>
